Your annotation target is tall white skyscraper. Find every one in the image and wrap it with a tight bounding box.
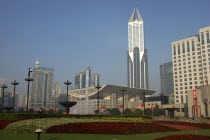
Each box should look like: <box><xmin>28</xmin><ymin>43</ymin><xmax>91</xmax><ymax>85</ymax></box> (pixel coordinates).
<box><xmin>127</xmin><ymin>8</ymin><xmax>148</xmax><ymax>89</ymax></box>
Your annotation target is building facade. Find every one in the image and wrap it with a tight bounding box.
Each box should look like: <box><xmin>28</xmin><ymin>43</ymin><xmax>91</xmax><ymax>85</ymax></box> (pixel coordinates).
<box><xmin>160</xmin><ymin>62</ymin><xmax>174</xmax><ymax>96</ymax></box>
<box><xmin>69</xmin><ymin>84</ymin><xmax>155</xmax><ymax>114</ymax></box>
<box><xmin>172</xmin><ymin>26</ymin><xmax>210</xmax><ymax>104</ymax></box>
<box><xmin>30</xmin><ymin>61</ymin><xmax>54</xmax><ymax>110</ymax></box>
<box><xmin>127</xmin><ymin>8</ymin><xmax>149</xmax><ymax>89</ymax></box>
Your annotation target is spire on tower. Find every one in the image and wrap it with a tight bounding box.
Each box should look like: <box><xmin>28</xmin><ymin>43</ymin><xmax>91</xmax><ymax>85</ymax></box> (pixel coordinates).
<box><xmin>129</xmin><ymin>8</ymin><xmax>143</xmax><ymax>22</ymax></box>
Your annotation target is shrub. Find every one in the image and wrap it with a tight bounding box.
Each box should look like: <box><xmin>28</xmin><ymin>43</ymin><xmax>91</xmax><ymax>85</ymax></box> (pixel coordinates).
<box><xmin>0</xmin><ymin>113</ymin><xmax>152</xmax><ymax>120</ymax></box>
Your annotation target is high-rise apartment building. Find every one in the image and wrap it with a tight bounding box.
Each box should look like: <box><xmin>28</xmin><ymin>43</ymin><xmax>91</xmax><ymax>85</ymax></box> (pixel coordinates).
<box><xmin>75</xmin><ymin>72</ymin><xmax>85</xmax><ymax>89</ymax></box>
<box><xmin>127</xmin><ymin>8</ymin><xmax>148</xmax><ymax>89</ymax></box>
<box><xmin>160</xmin><ymin>62</ymin><xmax>174</xmax><ymax>96</ymax></box>
<box><xmin>30</xmin><ymin>61</ymin><xmax>54</xmax><ymax>110</ymax></box>
<box><xmin>91</xmin><ymin>73</ymin><xmax>100</xmax><ymax>87</ymax></box>
<box><xmin>172</xmin><ymin>26</ymin><xmax>210</xmax><ymax>104</ymax></box>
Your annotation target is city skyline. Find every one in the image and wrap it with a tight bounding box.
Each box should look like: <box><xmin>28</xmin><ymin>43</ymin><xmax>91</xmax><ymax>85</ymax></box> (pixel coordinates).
<box><xmin>1</xmin><ymin>0</ymin><xmax>210</xmax><ymax>94</ymax></box>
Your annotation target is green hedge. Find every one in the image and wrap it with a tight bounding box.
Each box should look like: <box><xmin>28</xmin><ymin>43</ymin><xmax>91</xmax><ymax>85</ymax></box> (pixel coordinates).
<box><xmin>0</xmin><ymin>113</ymin><xmax>152</xmax><ymax>120</ymax></box>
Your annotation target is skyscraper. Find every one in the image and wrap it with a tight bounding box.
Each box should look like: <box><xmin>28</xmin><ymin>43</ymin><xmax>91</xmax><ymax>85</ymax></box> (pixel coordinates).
<box><xmin>91</xmin><ymin>73</ymin><xmax>100</xmax><ymax>87</ymax></box>
<box><xmin>30</xmin><ymin>60</ymin><xmax>54</xmax><ymax>110</ymax></box>
<box><xmin>85</xmin><ymin>66</ymin><xmax>91</xmax><ymax>88</ymax></box>
<box><xmin>172</xmin><ymin>26</ymin><xmax>210</xmax><ymax>104</ymax></box>
<box><xmin>75</xmin><ymin>72</ymin><xmax>85</xmax><ymax>89</ymax></box>
<box><xmin>160</xmin><ymin>62</ymin><xmax>174</xmax><ymax>96</ymax></box>
<box><xmin>127</xmin><ymin>8</ymin><xmax>149</xmax><ymax>89</ymax></box>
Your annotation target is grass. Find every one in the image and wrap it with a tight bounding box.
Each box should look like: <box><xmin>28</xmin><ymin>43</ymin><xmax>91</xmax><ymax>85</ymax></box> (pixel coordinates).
<box><xmin>1</xmin><ymin>129</ymin><xmax>210</xmax><ymax>140</ymax></box>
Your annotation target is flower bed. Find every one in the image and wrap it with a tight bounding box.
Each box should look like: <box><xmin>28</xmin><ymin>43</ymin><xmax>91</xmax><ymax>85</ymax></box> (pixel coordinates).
<box><xmin>155</xmin><ymin>134</ymin><xmax>210</xmax><ymax>140</ymax></box>
<box><xmin>46</xmin><ymin>122</ymin><xmax>177</xmax><ymax>134</ymax></box>
<box><xmin>0</xmin><ymin>120</ymin><xmax>17</xmax><ymax>130</ymax></box>
<box><xmin>156</xmin><ymin>121</ymin><xmax>210</xmax><ymax>131</ymax></box>
<box><xmin>4</xmin><ymin>117</ymin><xmax>149</xmax><ymax>134</ymax></box>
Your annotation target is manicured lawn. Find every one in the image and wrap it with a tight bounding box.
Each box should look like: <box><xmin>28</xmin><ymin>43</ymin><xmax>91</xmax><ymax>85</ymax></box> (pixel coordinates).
<box><xmin>1</xmin><ymin>129</ymin><xmax>210</xmax><ymax>140</ymax></box>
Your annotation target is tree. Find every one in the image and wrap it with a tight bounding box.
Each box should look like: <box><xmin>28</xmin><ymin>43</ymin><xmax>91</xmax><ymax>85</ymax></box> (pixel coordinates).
<box><xmin>153</xmin><ymin>105</ymin><xmax>163</xmax><ymax>116</ymax></box>
<box><xmin>145</xmin><ymin>108</ymin><xmax>152</xmax><ymax>116</ymax></box>
<box><xmin>111</xmin><ymin>108</ymin><xmax>121</xmax><ymax>115</ymax></box>
<box><xmin>17</xmin><ymin>108</ymin><xmax>25</xmax><ymax>113</ymax></box>
<box><xmin>47</xmin><ymin>109</ymin><xmax>54</xmax><ymax>114</ymax></box>
<box><xmin>131</xmin><ymin>109</ymin><xmax>143</xmax><ymax>116</ymax></box>
<box><xmin>124</xmin><ymin>108</ymin><xmax>132</xmax><ymax>115</ymax></box>
<box><xmin>103</xmin><ymin>109</ymin><xmax>111</xmax><ymax>115</ymax></box>
<box><xmin>28</xmin><ymin>108</ymin><xmax>35</xmax><ymax>113</ymax></box>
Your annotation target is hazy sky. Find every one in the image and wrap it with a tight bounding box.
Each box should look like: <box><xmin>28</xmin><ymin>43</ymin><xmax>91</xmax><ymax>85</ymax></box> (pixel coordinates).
<box><xmin>1</xmin><ymin>0</ymin><xmax>210</xmax><ymax>94</ymax></box>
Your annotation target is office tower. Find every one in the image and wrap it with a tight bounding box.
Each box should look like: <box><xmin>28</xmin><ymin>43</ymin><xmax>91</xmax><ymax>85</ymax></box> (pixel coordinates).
<box><xmin>160</xmin><ymin>62</ymin><xmax>174</xmax><ymax>96</ymax></box>
<box><xmin>172</xmin><ymin>26</ymin><xmax>210</xmax><ymax>104</ymax></box>
<box><xmin>75</xmin><ymin>72</ymin><xmax>85</xmax><ymax>89</ymax></box>
<box><xmin>85</xmin><ymin>66</ymin><xmax>91</xmax><ymax>88</ymax></box>
<box><xmin>127</xmin><ymin>8</ymin><xmax>149</xmax><ymax>89</ymax></box>
<box><xmin>92</xmin><ymin>73</ymin><xmax>100</xmax><ymax>86</ymax></box>
<box><xmin>30</xmin><ymin>60</ymin><xmax>54</xmax><ymax>110</ymax></box>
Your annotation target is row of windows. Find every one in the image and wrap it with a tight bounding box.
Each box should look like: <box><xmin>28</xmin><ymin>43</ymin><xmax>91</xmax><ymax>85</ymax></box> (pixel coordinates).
<box><xmin>174</xmin><ymin>79</ymin><xmax>203</xmax><ymax>83</ymax></box>
<box><xmin>201</xmin><ymin>31</ymin><xmax>210</xmax><ymax>45</ymax></box>
<box><xmin>174</xmin><ymin>57</ymin><xmax>210</xmax><ymax>67</ymax></box>
<box><xmin>175</xmin><ymin>86</ymin><xmax>194</xmax><ymax>91</ymax></box>
<box><xmin>173</xmin><ymin>40</ymin><xmax>195</xmax><ymax>55</ymax></box>
<box><xmin>173</xmin><ymin>52</ymin><xmax>198</xmax><ymax>59</ymax></box>
<box><xmin>175</xmin><ymin>81</ymin><xmax>199</xmax><ymax>87</ymax></box>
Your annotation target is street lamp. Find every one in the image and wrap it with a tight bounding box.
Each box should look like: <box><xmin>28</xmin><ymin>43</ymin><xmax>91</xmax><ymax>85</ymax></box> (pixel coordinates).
<box><xmin>25</xmin><ymin>68</ymin><xmax>33</xmax><ymax>113</ymax></box>
<box><xmin>142</xmin><ymin>92</ymin><xmax>146</xmax><ymax>115</ymax></box>
<box><xmin>11</xmin><ymin>80</ymin><xmax>19</xmax><ymax>112</ymax></box>
<box><xmin>203</xmin><ymin>98</ymin><xmax>208</xmax><ymax>117</ymax></box>
<box><xmin>35</xmin><ymin>129</ymin><xmax>43</xmax><ymax>140</ymax></box>
<box><xmin>120</xmin><ymin>87</ymin><xmax>126</xmax><ymax>115</ymax></box>
<box><xmin>64</xmin><ymin>80</ymin><xmax>71</xmax><ymax>114</ymax></box>
<box><xmin>95</xmin><ymin>84</ymin><xmax>101</xmax><ymax>114</ymax></box>
<box><xmin>1</xmin><ymin>84</ymin><xmax>7</xmax><ymax>113</ymax></box>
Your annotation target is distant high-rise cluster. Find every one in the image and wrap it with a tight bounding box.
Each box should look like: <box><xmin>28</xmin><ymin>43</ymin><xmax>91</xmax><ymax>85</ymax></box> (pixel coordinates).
<box><xmin>75</xmin><ymin>66</ymin><xmax>100</xmax><ymax>89</ymax></box>
<box><xmin>30</xmin><ymin>60</ymin><xmax>54</xmax><ymax>110</ymax></box>
<box><xmin>127</xmin><ymin>8</ymin><xmax>149</xmax><ymax>89</ymax></box>
<box><xmin>172</xmin><ymin>26</ymin><xmax>210</xmax><ymax>104</ymax></box>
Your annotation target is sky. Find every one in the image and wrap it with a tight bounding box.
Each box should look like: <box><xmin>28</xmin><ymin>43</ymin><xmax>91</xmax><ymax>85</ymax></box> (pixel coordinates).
<box><xmin>0</xmin><ymin>0</ymin><xmax>210</xmax><ymax>94</ymax></box>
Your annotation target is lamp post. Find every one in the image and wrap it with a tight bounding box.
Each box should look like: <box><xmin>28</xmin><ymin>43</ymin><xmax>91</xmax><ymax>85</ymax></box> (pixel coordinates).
<box><xmin>95</xmin><ymin>84</ymin><xmax>101</xmax><ymax>114</ymax></box>
<box><xmin>120</xmin><ymin>88</ymin><xmax>126</xmax><ymax>115</ymax></box>
<box><xmin>25</xmin><ymin>68</ymin><xmax>33</xmax><ymax>113</ymax></box>
<box><xmin>142</xmin><ymin>92</ymin><xmax>146</xmax><ymax>115</ymax></box>
<box><xmin>203</xmin><ymin>98</ymin><xmax>208</xmax><ymax>117</ymax></box>
<box><xmin>35</xmin><ymin>129</ymin><xmax>43</xmax><ymax>140</ymax></box>
<box><xmin>64</xmin><ymin>80</ymin><xmax>71</xmax><ymax>114</ymax></box>
<box><xmin>1</xmin><ymin>84</ymin><xmax>7</xmax><ymax>113</ymax></box>
<box><xmin>11</xmin><ymin>80</ymin><xmax>19</xmax><ymax>112</ymax></box>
